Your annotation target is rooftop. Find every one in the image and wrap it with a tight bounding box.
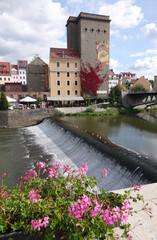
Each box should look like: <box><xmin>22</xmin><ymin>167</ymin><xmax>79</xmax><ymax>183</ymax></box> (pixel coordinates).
<box><xmin>50</xmin><ymin>48</ymin><xmax>80</xmax><ymax>59</ymax></box>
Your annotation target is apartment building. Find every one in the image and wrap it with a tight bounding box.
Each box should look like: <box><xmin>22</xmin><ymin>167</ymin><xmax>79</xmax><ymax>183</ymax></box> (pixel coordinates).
<box><xmin>0</xmin><ymin>62</ymin><xmax>11</xmax><ymax>85</ymax></box>
<box><xmin>108</xmin><ymin>69</ymin><xmax>119</xmax><ymax>92</ymax></box>
<box><xmin>18</xmin><ymin>60</ymin><xmax>27</xmax><ymax>85</ymax></box>
<box><xmin>11</xmin><ymin>64</ymin><xmax>19</xmax><ymax>82</ymax></box>
<box><xmin>48</xmin><ymin>48</ymin><xmax>83</xmax><ymax>105</ymax></box>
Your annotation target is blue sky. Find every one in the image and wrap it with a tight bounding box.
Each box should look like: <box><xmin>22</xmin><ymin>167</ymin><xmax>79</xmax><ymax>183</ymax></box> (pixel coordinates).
<box><xmin>0</xmin><ymin>0</ymin><xmax>157</xmax><ymax>79</ymax></box>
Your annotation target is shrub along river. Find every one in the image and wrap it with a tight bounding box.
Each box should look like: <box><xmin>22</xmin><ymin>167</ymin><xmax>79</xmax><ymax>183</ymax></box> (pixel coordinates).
<box><xmin>0</xmin><ymin>112</ymin><xmax>157</xmax><ymax>191</ymax></box>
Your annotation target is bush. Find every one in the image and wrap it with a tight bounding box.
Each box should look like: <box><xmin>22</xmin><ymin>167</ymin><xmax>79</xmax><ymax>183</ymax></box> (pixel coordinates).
<box><xmin>0</xmin><ymin>161</ymin><xmax>151</xmax><ymax>239</ymax></box>
<box><xmin>0</xmin><ymin>91</ymin><xmax>9</xmax><ymax>110</ymax></box>
<box><xmin>131</xmin><ymin>84</ymin><xmax>145</xmax><ymax>93</ymax></box>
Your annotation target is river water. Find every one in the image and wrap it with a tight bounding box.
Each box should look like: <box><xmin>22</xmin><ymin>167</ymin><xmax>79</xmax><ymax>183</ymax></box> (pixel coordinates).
<box><xmin>0</xmin><ymin>114</ymin><xmax>156</xmax><ymax>190</ymax></box>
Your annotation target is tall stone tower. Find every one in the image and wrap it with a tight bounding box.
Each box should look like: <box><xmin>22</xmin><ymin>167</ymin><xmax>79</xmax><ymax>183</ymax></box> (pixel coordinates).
<box><xmin>154</xmin><ymin>76</ymin><xmax>157</xmax><ymax>91</ymax></box>
<box><xmin>66</xmin><ymin>12</ymin><xmax>111</xmax><ymax>97</ymax></box>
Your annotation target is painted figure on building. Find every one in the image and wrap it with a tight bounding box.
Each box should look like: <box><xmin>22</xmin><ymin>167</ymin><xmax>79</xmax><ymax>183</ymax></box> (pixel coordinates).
<box><xmin>96</xmin><ymin>40</ymin><xmax>109</xmax><ymax>67</ymax></box>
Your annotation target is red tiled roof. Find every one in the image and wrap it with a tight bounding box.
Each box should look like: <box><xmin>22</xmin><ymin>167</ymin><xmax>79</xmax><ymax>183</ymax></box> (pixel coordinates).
<box><xmin>18</xmin><ymin>60</ymin><xmax>27</xmax><ymax>67</ymax></box>
<box><xmin>11</xmin><ymin>64</ymin><xmax>18</xmax><ymax>70</ymax></box>
<box><xmin>131</xmin><ymin>79</ymin><xmax>137</xmax><ymax>84</ymax></box>
<box><xmin>50</xmin><ymin>48</ymin><xmax>80</xmax><ymax>59</ymax></box>
<box><xmin>0</xmin><ymin>62</ymin><xmax>11</xmax><ymax>75</ymax></box>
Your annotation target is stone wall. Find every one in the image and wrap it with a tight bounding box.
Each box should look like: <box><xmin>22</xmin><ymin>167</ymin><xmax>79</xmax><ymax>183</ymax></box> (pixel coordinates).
<box><xmin>0</xmin><ymin>108</ymin><xmax>60</xmax><ymax>128</ymax></box>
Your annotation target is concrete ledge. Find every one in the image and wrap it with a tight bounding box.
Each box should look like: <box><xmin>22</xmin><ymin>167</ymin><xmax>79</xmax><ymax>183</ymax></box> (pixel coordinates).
<box><xmin>114</xmin><ymin>183</ymin><xmax>157</xmax><ymax>240</ymax></box>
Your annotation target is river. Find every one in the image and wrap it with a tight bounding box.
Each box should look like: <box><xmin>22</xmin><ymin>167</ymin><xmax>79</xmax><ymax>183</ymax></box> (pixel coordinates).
<box><xmin>0</xmin><ymin>113</ymin><xmax>156</xmax><ymax>190</ymax></box>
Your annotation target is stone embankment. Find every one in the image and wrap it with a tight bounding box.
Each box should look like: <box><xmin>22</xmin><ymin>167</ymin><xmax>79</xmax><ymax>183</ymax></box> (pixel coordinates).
<box><xmin>0</xmin><ymin>108</ymin><xmax>59</xmax><ymax>128</ymax></box>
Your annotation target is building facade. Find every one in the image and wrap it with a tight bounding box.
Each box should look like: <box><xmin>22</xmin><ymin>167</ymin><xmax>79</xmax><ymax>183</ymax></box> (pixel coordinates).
<box><xmin>66</xmin><ymin>12</ymin><xmax>111</xmax><ymax>97</ymax></box>
<box><xmin>133</xmin><ymin>76</ymin><xmax>152</xmax><ymax>91</ymax></box>
<box><xmin>18</xmin><ymin>60</ymin><xmax>27</xmax><ymax>85</ymax></box>
<box><xmin>108</xmin><ymin>69</ymin><xmax>119</xmax><ymax>92</ymax></box>
<box><xmin>27</xmin><ymin>55</ymin><xmax>49</xmax><ymax>92</ymax></box>
<box><xmin>0</xmin><ymin>62</ymin><xmax>11</xmax><ymax>85</ymax></box>
<box><xmin>49</xmin><ymin>48</ymin><xmax>83</xmax><ymax>105</ymax></box>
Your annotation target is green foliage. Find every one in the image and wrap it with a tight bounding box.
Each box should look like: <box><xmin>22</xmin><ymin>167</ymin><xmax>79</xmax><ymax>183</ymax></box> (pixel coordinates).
<box><xmin>0</xmin><ymin>162</ymin><xmax>146</xmax><ymax>239</ymax></box>
<box><xmin>149</xmin><ymin>80</ymin><xmax>154</xmax><ymax>88</ymax></box>
<box><xmin>85</xmin><ymin>107</ymin><xmax>95</xmax><ymax>113</ymax></box>
<box><xmin>131</xmin><ymin>84</ymin><xmax>145</xmax><ymax>92</ymax></box>
<box><xmin>0</xmin><ymin>91</ymin><xmax>9</xmax><ymax>110</ymax></box>
<box><xmin>108</xmin><ymin>85</ymin><xmax>122</xmax><ymax>107</ymax></box>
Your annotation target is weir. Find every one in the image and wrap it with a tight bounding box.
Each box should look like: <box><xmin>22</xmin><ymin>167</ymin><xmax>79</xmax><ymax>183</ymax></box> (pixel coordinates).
<box><xmin>26</xmin><ymin>118</ymin><xmax>157</xmax><ymax>191</ymax></box>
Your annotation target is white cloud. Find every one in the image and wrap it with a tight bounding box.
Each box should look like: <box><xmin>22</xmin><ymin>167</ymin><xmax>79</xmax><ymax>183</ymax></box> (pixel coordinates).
<box><xmin>123</xmin><ymin>35</ymin><xmax>128</xmax><ymax>41</ymax></box>
<box><xmin>131</xmin><ymin>49</ymin><xmax>157</xmax><ymax>57</ymax></box>
<box><xmin>131</xmin><ymin>56</ymin><xmax>157</xmax><ymax>79</ymax></box>
<box><xmin>110</xmin><ymin>58</ymin><xmax>123</xmax><ymax>71</ymax></box>
<box><xmin>99</xmin><ymin>0</ymin><xmax>143</xmax><ymax>29</ymax></box>
<box><xmin>141</xmin><ymin>23</ymin><xmax>157</xmax><ymax>43</ymax></box>
<box><xmin>0</xmin><ymin>0</ymin><xmax>68</xmax><ymax>63</ymax></box>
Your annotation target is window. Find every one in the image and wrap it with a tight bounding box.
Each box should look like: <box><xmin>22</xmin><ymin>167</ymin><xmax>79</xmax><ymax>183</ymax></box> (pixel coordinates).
<box><xmin>57</xmin><ymin>80</ymin><xmax>60</xmax><ymax>86</ymax></box>
<box><xmin>67</xmin><ymin>72</ymin><xmax>70</xmax><ymax>77</ymax></box>
<box><xmin>57</xmin><ymin>72</ymin><xmax>60</xmax><ymax>77</ymax></box>
<box><xmin>57</xmin><ymin>90</ymin><xmax>60</xmax><ymax>95</ymax></box>
<box><xmin>4</xmin><ymin>78</ymin><xmax>6</xmax><ymax>81</ymax></box>
<box><xmin>67</xmin><ymin>90</ymin><xmax>70</xmax><ymax>95</ymax></box>
<box><xmin>20</xmin><ymin>71</ymin><xmax>22</xmax><ymax>74</ymax></box>
<box><xmin>75</xmin><ymin>80</ymin><xmax>78</xmax><ymax>86</ymax></box>
<box><xmin>75</xmin><ymin>90</ymin><xmax>78</xmax><ymax>95</ymax></box>
<box><xmin>8</xmin><ymin>78</ymin><xmax>10</xmax><ymax>81</ymax></box>
<box><xmin>74</xmin><ymin>62</ymin><xmax>78</xmax><ymax>68</ymax></box>
<box><xmin>0</xmin><ymin>78</ymin><xmax>2</xmax><ymax>81</ymax></box>
<box><xmin>67</xmin><ymin>62</ymin><xmax>70</xmax><ymax>68</ymax></box>
<box><xmin>20</xmin><ymin>76</ymin><xmax>22</xmax><ymax>79</ymax></box>
<box><xmin>67</xmin><ymin>80</ymin><xmax>70</xmax><ymax>86</ymax></box>
<box><xmin>23</xmin><ymin>76</ymin><xmax>25</xmax><ymax>79</ymax></box>
<box><xmin>23</xmin><ymin>71</ymin><xmax>25</xmax><ymax>74</ymax></box>
<box><xmin>74</xmin><ymin>72</ymin><xmax>78</xmax><ymax>77</ymax></box>
<box><xmin>56</xmin><ymin>62</ymin><xmax>60</xmax><ymax>68</ymax></box>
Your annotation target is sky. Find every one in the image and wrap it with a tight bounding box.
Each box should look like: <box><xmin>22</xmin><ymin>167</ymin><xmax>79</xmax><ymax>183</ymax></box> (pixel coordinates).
<box><xmin>0</xmin><ymin>0</ymin><xmax>157</xmax><ymax>80</ymax></box>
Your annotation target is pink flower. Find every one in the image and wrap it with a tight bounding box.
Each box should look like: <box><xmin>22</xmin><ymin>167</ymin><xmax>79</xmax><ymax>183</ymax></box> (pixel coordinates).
<box><xmin>26</xmin><ymin>169</ymin><xmax>37</xmax><ymax>178</ymax></box>
<box><xmin>42</xmin><ymin>216</ymin><xmax>49</xmax><ymax>228</ymax></box>
<box><xmin>36</xmin><ymin>162</ymin><xmax>46</xmax><ymax>169</ymax></box>
<box><xmin>101</xmin><ymin>169</ymin><xmax>107</xmax><ymax>176</ymax></box>
<box><xmin>79</xmin><ymin>163</ymin><xmax>88</xmax><ymax>176</ymax></box>
<box><xmin>28</xmin><ymin>189</ymin><xmax>41</xmax><ymax>203</ymax></box>
<box><xmin>31</xmin><ymin>219</ymin><xmax>43</xmax><ymax>231</ymax></box>
<box><xmin>31</xmin><ymin>216</ymin><xmax>49</xmax><ymax>231</ymax></box>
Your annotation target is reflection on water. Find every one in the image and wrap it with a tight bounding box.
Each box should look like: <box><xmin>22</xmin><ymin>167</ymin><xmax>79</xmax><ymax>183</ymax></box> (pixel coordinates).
<box><xmin>61</xmin><ymin>115</ymin><xmax>157</xmax><ymax>162</ymax></box>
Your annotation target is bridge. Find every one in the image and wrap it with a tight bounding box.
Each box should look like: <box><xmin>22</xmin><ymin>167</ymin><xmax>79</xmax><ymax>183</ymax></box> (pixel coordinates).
<box><xmin>122</xmin><ymin>91</ymin><xmax>157</xmax><ymax>108</ymax></box>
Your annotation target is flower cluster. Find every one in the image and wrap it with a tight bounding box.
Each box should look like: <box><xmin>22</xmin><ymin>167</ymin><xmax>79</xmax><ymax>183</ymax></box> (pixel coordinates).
<box><xmin>0</xmin><ymin>161</ymin><xmax>148</xmax><ymax>240</ymax></box>
<box><xmin>31</xmin><ymin>216</ymin><xmax>49</xmax><ymax>231</ymax></box>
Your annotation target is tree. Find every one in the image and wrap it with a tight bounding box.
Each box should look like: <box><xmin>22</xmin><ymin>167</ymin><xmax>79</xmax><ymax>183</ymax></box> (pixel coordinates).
<box><xmin>131</xmin><ymin>84</ymin><xmax>145</xmax><ymax>93</ymax></box>
<box><xmin>149</xmin><ymin>80</ymin><xmax>154</xmax><ymax>88</ymax></box>
<box><xmin>80</xmin><ymin>62</ymin><xmax>108</xmax><ymax>96</ymax></box>
<box><xmin>0</xmin><ymin>91</ymin><xmax>9</xmax><ymax>110</ymax></box>
<box><xmin>108</xmin><ymin>84</ymin><xmax>122</xmax><ymax>106</ymax></box>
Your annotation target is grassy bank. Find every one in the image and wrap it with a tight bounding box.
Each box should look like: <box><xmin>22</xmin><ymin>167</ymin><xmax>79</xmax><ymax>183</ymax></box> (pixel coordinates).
<box><xmin>65</xmin><ymin>107</ymin><xmax>143</xmax><ymax>117</ymax></box>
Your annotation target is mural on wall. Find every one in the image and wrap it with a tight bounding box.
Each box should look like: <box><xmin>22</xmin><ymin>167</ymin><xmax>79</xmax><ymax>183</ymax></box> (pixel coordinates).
<box><xmin>96</xmin><ymin>40</ymin><xmax>109</xmax><ymax>67</ymax></box>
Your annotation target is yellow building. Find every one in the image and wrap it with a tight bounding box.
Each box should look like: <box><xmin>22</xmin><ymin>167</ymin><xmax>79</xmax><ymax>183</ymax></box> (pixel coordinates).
<box><xmin>48</xmin><ymin>48</ymin><xmax>83</xmax><ymax>106</ymax></box>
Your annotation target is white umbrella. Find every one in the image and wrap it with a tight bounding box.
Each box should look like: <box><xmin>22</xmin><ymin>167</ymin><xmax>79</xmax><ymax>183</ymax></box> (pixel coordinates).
<box><xmin>20</xmin><ymin>96</ymin><xmax>37</xmax><ymax>103</ymax></box>
<box><xmin>6</xmin><ymin>96</ymin><xmax>16</xmax><ymax>103</ymax></box>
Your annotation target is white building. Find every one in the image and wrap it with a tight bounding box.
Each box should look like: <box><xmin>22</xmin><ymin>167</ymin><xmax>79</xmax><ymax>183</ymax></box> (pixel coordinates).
<box><xmin>108</xmin><ymin>69</ymin><xmax>119</xmax><ymax>92</ymax></box>
<box><xmin>18</xmin><ymin>60</ymin><xmax>27</xmax><ymax>85</ymax></box>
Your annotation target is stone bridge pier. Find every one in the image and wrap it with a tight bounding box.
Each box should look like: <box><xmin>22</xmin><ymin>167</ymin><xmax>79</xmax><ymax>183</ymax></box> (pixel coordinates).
<box><xmin>121</xmin><ymin>91</ymin><xmax>157</xmax><ymax>108</ymax></box>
